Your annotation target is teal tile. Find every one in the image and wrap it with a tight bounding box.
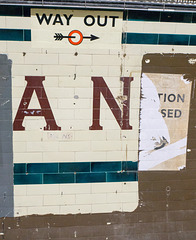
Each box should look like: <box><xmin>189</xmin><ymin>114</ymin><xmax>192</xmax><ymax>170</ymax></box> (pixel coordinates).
<box><xmin>158</xmin><ymin>34</ymin><xmax>189</xmax><ymax>45</ymax></box>
<box><xmin>91</xmin><ymin>162</ymin><xmax>121</xmax><ymax>172</ymax></box>
<box><xmin>14</xmin><ymin>174</ymin><xmax>42</xmax><ymax>185</ymax></box>
<box><xmin>59</xmin><ymin>162</ymin><xmax>90</xmax><ymax>173</ymax></box>
<box><xmin>189</xmin><ymin>35</ymin><xmax>196</xmax><ymax>45</ymax></box>
<box><xmin>0</xmin><ymin>29</ymin><xmax>23</xmax><ymax>41</ymax></box>
<box><xmin>27</xmin><ymin>163</ymin><xmax>58</xmax><ymax>173</ymax></box>
<box><xmin>0</xmin><ymin>29</ymin><xmax>31</xmax><ymax>41</ymax></box>
<box><xmin>43</xmin><ymin>173</ymin><xmax>74</xmax><ymax>184</ymax></box>
<box><xmin>14</xmin><ymin>164</ymin><xmax>26</xmax><ymax>173</ymax></box>
<box><xmin>160</xmin><ymin>12</ymin><xmax>192</xmax><ymax>23</ymax></box>
<box><xmin>24</xmin><ymin>30</ymin><xmax>31</xmax><ymax>41</ymax></box>
<box><xmin>107</xmin><ymin>172</ymin><xmax>137</xmax><ymax>182</ymax></box>
<box><xmin>122</xmin><ymin>33</ymin><xmax>158</xmax><ymax>45</ymax></box>
<box><xmin>122</xmin><ymin>161</ymin><xmax>138</xmax><ymax>171</ymax></box>
<box><xmin>76</xmin><ymin>173</ymin><xmax>106</xmax><ymax>183</ymax></box>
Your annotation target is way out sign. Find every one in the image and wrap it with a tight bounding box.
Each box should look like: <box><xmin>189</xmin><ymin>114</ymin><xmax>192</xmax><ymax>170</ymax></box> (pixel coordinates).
<box><xmin>31</xmin><ymin>9</ymin><xmax>123</xmax><ymax>49</ymax></box>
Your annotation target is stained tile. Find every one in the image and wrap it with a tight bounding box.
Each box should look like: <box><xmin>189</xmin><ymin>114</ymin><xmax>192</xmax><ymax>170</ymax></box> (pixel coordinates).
<box><xmin>160</xmin><ymin>12</ymin><xmax>192</xmax><ymax>23</ymax></box>
<box><xmin>107</xmin><ymin>172</ymin><xmax>137</xmax><ymax>182</ymax></box>
<box><xmin>91</xmin><ymin>161</ymin><xmax>121</xmax><ymax>172</ymax></box>
<box><xmin>122</xmin><ymin>161</ymin><xmax>138</xmax><ymax>171</ymax></box>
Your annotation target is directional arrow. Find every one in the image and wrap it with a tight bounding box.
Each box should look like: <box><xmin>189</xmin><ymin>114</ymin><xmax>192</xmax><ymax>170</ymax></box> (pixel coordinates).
<box><xmin>54</xmin><ymin>33</ymin><xmax>99</xmax><ymax>42</ymax></box>
<box><xmin>83</xmin><ymin>34</ymin><xmax>99</xmax><ymax>41</ymax></box>
<box><xmin>54</xmin><ymin>33</ymin><xmax>75</xmax><ymax>41</ymax></box>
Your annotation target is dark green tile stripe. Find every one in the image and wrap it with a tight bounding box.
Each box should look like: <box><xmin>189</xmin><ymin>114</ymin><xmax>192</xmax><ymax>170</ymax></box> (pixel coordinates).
<box><xmin>0</xmin><ymin>5</ymin><xmax>196</xmax><ymax>25</ymax></box>
<box><xmin>0</xmin><ymin>6</ymin><xmax>30</xmax><ymax>17</ymax></box>
<box><xmin>123</xmin><ymin>10</ymin><xmax>196</xmax><ymax>23</ymax></box>
<box><xmin>14</xmin><ymin>161</ymin><xmax>138</xmax><ymax>185</ymax></box>
<box><xmin>122</xmin><ymin>32</ymin><xmax>196</xmax><ymax>46</ymax></box>
<box><xmin>0</xmin><ymin>29</ymin><xmax>31</xmax><ymax>41</ymax></box>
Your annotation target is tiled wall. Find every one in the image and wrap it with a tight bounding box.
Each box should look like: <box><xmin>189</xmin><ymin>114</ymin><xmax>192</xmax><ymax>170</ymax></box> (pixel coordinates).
<box><xmin>0</xmin><ymin>5</ymin><xmax>196</xmax><ymax>217</ymax></box>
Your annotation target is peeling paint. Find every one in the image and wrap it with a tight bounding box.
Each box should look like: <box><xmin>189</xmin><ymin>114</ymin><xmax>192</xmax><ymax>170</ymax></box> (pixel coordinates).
<box><xmin>139</xmin><ymin>54</ymin><xmax>192</xmax><ymax>171</ymax></box>
<box><xmin>188</xmin><ymin>58</ymin><xmax>196</xmax><ymax>64</ymax></box>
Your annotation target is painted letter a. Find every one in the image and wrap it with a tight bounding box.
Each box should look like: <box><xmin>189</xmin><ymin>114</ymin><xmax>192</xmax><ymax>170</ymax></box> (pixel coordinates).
<box><xmin>13</xmin><ymin>76</ymin><xmax>61</xmax><ymax>131</ymax></box>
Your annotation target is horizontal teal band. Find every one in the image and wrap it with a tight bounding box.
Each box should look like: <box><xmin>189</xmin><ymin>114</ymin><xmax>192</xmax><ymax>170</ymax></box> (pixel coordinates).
<box><xmin>0</xmin><ymin>29</ymin><xmax>31</xmax><ymax>41</ymax></box>
<box><xmin>14</xmin><ymin>161</ymin><xmax>138</xmax><ymax>185</ymax></box>
<box><xmin>122</xmin><ymin>32</ymin><xmax>196</xmax><ymax>46</ymax></box>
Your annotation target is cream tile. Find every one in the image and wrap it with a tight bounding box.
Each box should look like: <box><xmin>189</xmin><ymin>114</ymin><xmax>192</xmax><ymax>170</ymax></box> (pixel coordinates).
<box><xmin>13</xmin><ymin>142</ymin><xmax>27</xmax><ymax>153</ymax></box>
<box><xmin>14</xmin><ymin>185</ymin><xmax>27</xmax><ymax>196</ymax></box>
<box><xmin>91</xmin><ymin>141</ymin><xmax>121</xmax><ymax>151</ymax></box>
<box><xmin>26</xmin><ymin>141</ymin><xmax>59</xmax><ymax>152</ymax></box>
<box><xmin>24</xmin><ymin>53</ymin><xmax>59</xmax><ymax>65</ymax></box>
<box><xmin>59</xmin><ymin>54</ymin><xmax>92</xmax><ymax>65</ymax></box>
<box><xmin>5</xmin><ymin>17</ymin><xmax>30</xmax><ymax>29</ymax></box>
<box><xmin>75</xmin><ymin>193</ymin><xmax>107</xmax><ymax>204</ymax></box>
<box><xmin>14</xmin><ymin>207</ymin><xmax>28</xmax><ymax>217</ymax></box>
<box><xmin>12</xmin><ymin>64</ymin><xmax>42</xmax><ymax>76</ymax></box>
<box><xmin>26</xmin><ymin>184</ymin><xmax>60</xmax><ymax>196</ymax></box>
<box><xmin>122</xmin><ymin>202</ymin><xmax>138</xmax><ymax>212</ymax></box>
<box><xmin>106</xmin><ymin>192</ymin><xmax>138</xmax><ymax>203</ymax></box>
<box><xmin>75</xmin><ymin>151</ymin><xmax>107</xmax><ymax>161</ymax></box>
<box><xmin>60</xmin><ymin>183</ymin><xmax>91</xmax><ymax>194</ymax></box>
<box><xmin>42</xmin><ymin>65</ymin><xmax>75</xmax><ymax>76</ymax></box>
<box><xmin>27</xmin><ymin>206</ymin><xmax>60</xmax><ymax>215</ymax></box>
<box><xmin>59</xmin><ymin>141</ymin><xmax>91</xmax><ymax>152</ymax></box>
<box><xmin>91</xmin><ymin>182</ymin><xmax>122</xmax><ymax>193</ymax></box>
<box><xmin>13</xmin><ymin>152</ymin><xmax>43</xmax><ymax>163</ymax></box>
<box><xmin>60</xmin><ymin>204</ymin><xmax>91</xmax><ymax>214</ymax></box>
<box><xmin>91</xmin><ymin>203</ymin><xmax>122</xmax><ymax>213</ymax></box>
<box><xmin>43</xmin><ymin>195</ymin><xmax>75</xmax><ymax>206</ymax></box>
<box><xmin>14</xmin><ymin>196</ymin><xmax>43</xmax><ymax>207</ymax></box>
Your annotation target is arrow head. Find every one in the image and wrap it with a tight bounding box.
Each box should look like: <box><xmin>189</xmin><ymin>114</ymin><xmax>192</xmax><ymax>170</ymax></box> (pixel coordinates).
<box><xmin>90</xmin><ymin>34</ymin><xmax>99</xmax><ymax>41</ymax></box>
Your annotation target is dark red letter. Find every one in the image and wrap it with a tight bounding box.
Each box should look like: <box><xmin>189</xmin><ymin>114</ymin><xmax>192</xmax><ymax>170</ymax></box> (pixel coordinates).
<box><xmin>13</xmin><ymin>76</ymin><xmax>61</xmax><ymax>131</ymax></box>
<box><xmin>89</xmin><ymin>77</ymin><xmax>133</xmax><ymax>130</ymax></box>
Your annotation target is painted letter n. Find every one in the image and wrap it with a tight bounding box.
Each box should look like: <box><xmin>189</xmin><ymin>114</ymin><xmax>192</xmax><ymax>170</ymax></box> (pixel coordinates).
<box><xmin>89</xmin><ymin>77</ymin><xmax>133</xmax><ymax>130</ymax></box>
<box><xmin>13</xmin><ymin>76</ymin><xmax>61</xmax><ymax>131</ymax></box>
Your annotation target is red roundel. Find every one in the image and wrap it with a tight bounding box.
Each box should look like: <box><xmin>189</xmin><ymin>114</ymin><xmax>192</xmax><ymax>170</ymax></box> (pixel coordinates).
<box><xmin>68</xmin><ymin>30</ymin><xmax>83</xmax><ymax>45</ymax></box>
